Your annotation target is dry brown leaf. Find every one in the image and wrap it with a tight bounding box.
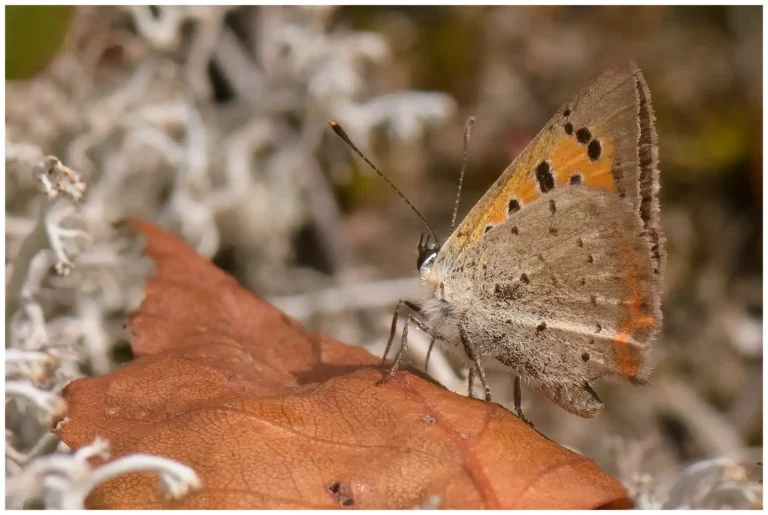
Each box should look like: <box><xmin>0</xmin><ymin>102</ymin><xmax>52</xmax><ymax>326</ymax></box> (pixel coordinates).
<box><xmin>54</xmin><ymin>219</ymin><xmax>632</xmax><ymax>509</ymax></box>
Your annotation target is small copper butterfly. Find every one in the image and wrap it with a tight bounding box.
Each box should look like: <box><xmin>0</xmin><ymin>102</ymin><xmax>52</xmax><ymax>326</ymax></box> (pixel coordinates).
<box><xmin>331</xmin><ymin>61</ymin><xmax>665</xmax><ymax>423</ymax></box>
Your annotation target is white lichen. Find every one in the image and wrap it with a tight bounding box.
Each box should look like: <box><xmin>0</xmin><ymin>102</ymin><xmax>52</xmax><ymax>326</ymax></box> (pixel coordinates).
<box><xmin>6</xmin><ymin>7</ymin><xmax>456</xmax><ymax>509</ymax></box>
<box><xmin>6</xmin><ymin>436</ymin><xmax>201</xmax><ymax>509</ymax></box>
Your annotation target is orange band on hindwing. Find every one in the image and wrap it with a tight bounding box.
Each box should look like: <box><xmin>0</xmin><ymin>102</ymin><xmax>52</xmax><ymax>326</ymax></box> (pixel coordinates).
<box><xmin>612</xmin><ymin>241</ymin><xmax>655</xmax><ymax>379</ymax></box>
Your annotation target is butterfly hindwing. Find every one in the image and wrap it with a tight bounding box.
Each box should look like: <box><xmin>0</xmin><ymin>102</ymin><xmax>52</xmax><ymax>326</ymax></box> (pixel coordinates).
<box><xmin>442</xmin><ymin>186</ymin><xmax>656</xmax><ymax>416</ymax></box>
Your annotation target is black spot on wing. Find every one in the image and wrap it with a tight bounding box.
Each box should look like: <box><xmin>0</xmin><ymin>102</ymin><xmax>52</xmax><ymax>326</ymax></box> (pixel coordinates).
<box><xmin>535</xmin><ymin>161</ymin><xmax>555</xmax><ymax>193</ymax></box>
<box><xmin>576</xmin><ymin>128</ymin><xmax>592</xmax><ymax>144</ymax></box>
<box><xmin>588</xmin><ymin>139</ymin><xmax>602</xmax><ymax>161</ymax></box>
<box><xmin>508</xmin><ymin>198</ymin><xmax>521</xmax><ymax>216</ymax></box>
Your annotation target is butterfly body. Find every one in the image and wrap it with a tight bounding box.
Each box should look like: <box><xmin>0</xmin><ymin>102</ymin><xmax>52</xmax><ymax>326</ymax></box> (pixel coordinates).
<box><xmin>418</xmin><ymin>62</ymin><xmax>664</xmax><ymax>418</ymax></box>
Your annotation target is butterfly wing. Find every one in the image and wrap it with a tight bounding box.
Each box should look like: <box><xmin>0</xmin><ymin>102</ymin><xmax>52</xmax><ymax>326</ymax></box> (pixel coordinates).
<box><xmin>443</xmin><ymin>186</ymin><xmax>657</xmax><ymax>417</ymax></box>
<box><xmin>429</xmin><ymin>62</ymin><xmax>664</xmax><ymax>417</ymax></box>
<box><xmin>440</xmin><ymin>62</ymin><xmax>663</xmax><ymax>296</ymax></box>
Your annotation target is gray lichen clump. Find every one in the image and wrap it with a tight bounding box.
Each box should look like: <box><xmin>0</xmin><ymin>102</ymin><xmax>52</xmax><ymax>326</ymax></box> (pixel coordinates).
<box><xmin>5</xmin><ymin>6</ymin><xmax>454</xmax><ymax>508</ymax></box>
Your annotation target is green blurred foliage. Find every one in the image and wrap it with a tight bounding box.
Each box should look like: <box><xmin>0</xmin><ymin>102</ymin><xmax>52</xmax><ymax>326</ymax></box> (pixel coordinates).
<box><xmin>6</xmin><ymin>5</ymin><xmax>73</xmax><ymax>80</ymax></box>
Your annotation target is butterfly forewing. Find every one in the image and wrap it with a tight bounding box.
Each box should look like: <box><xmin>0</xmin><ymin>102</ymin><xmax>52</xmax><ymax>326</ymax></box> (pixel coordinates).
<box><xmin>439</xmin><ymin>63</ymin><xmax>663</xmax><ymax>294</ymax></box>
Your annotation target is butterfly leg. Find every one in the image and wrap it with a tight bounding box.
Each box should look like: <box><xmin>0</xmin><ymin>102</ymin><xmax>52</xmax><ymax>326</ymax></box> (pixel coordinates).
<box><xmin>458</xmin><ymin>321</ymin><xmax>491</xmax><ymax>402</ymax></box>
<box><xmin>377</xmin><ymin>313</ymin><xmax>432</xmax><ymax>385</ymax></box>
<box><xmin>382</xmin><ymin>299</ymin><xmax>422</xmax><ymax>364</ymax></box>
<box><xmin>424</xmin><ymin>334</ymin><xmax>436</xmax><ymax>373</ymax></box>
<box><xmin>467</xmin><ymin>366</ymin><xmax>475</xmax><ymax>398</ymax></box>
<box><xmin>513</xmin><ymin>376</ymin><xmax>534</xmax><ymax>428</ymax></box>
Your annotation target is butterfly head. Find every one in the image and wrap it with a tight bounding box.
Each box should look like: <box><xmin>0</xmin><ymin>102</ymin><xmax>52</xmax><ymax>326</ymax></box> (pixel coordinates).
<box><xmin>416</xmin><ymin>233</ymin><xmax>440</xmax><ymax>272</ymax></box>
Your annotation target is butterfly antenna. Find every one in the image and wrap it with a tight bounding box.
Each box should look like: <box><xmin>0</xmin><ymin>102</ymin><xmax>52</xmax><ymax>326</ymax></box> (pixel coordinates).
<box><xmin>328</xmin><ymin>120</ymin><xmax>439</xmax><ymax>244</ymax></box>
<box><xmin>450</xmin><ymin>116</ymin><xmax>475</xmax><ymax>236</ymax></box>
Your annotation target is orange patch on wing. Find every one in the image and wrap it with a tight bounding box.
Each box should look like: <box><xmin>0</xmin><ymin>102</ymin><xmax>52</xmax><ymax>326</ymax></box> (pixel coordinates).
<box><xmin>470</xmin><ymin>135</ymin><xmax>619</xmax><ymax>242</ymax></box>
<box><xmin>548</xmin><ymin>136</ymin><xmax>616</xmax><ymax>191</ymax></box>
<box><xmin>612</xmin><ymin>241</ymin><xmax>655</xmax><ymax>379</ymax></box>
<box><xmin>612</xmin><ymin>332</ymin><xmax>641</xmax><ymax>377</ymax></box>
<box><xmin>442</xmin><ymin>131</ymin><xmax>619</xmax><ymax>260</ymax></box>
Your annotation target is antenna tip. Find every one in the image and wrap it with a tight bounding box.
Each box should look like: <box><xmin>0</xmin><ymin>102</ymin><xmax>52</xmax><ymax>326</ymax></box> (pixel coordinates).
<box><xmin>328</xmin><ymin>120</ymin><xmax>350</xmax><ymax>142</ymax></box>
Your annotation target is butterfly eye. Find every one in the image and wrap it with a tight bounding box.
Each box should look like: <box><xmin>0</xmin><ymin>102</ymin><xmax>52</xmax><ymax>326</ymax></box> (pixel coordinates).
<box><xmin>417</xmin><ymin>250</ymin><xmax>438</xmax><ymax>272</ymax></box>
<box><xmin>416</xmin><ymin>234</ymin><xmax>439</xmax><ymax>271</ymax></box>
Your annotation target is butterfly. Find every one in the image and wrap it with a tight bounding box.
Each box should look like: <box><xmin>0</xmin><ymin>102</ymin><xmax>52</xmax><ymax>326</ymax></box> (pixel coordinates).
<box><xmin>331</xmin><ymin>61</ymin><xmax>664</xmax><ymax>422</ymax></box>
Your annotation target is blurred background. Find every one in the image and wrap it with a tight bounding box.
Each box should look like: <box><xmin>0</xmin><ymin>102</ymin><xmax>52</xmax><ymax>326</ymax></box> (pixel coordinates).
<box><xmin>5</xmin><ymin>5</ymin><xmax>762</xmax><ymax>508</ymax></box>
